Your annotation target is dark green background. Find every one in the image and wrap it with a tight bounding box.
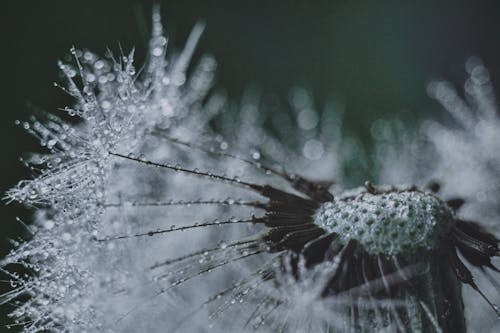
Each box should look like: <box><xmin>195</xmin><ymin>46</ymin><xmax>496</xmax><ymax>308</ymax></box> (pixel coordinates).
<box><xmin>1</xmin><ymin>0</ymin><xmax>499</xmax><ymax>329</ymax></box>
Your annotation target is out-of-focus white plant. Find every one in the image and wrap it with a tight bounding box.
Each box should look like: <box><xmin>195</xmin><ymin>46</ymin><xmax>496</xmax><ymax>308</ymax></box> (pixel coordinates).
<box><xmin>2</xmin><ymin>9</ymin><xmax>500</xmax><ymax>333</ymax></box>
<box><xmin>425</xmin><ymin>57</ymin><xmax>500</xmax><ymax>228</ymax></box>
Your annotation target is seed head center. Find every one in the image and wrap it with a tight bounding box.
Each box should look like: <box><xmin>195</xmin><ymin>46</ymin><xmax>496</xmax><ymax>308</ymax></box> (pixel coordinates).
<box><xmin>314</xmin><ymin>188</ymin><xmax>455</xmax><ymax>255</ymax></box>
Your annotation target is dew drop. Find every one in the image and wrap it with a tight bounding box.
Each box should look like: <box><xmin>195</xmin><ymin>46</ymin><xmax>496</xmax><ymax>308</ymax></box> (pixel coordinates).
<box><xmin>152</xmin><ymin>47</ymin><xmax>163</xmax><ymax>57</ymax></box>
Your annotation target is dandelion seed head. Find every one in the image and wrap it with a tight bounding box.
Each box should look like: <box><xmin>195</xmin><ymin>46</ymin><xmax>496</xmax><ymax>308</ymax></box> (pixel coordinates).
<box><xmin>3</xmin><ymin>8</ymin><xmax>500</xmax><ymax>333</ymax></box>
<box><xmin>315</xmin><ymin>187</ymin><xmax>455</xmax><ymax>255</ymax></box>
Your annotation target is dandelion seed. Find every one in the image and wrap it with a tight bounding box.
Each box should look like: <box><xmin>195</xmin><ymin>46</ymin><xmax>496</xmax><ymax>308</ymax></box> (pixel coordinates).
<box><xmin>3</xmin><ymin>9</ymin><xmax>500</xmax><ymax>333</ymax></box>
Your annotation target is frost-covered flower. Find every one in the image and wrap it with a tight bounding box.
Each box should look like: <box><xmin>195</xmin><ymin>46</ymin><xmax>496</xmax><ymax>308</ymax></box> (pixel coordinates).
<box><xmin>2</xmin><ymin>10</ymin><xmax>500</xmax><ymax>333</ymax></box>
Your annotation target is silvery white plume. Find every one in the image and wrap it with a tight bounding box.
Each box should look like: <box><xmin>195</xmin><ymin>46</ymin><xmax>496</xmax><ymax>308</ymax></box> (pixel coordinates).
<box><xmin>2</xmin><ymin>10</ymin><xmax>500</xmax><ymax>333</ymax></box>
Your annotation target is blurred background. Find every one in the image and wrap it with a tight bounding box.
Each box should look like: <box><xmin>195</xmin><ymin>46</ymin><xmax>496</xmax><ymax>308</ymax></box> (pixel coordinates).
<box><xmin>0</xmin><ymin>0</ymin><xmax>499</xmax><ymax>328</ymax></box>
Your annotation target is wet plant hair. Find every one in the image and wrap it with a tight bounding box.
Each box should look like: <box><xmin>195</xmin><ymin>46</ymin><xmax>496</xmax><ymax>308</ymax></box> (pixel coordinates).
<box><xmin>2</xmin><ymin>10</ymin><xmax>500</xmax><ymax>333</ymax></box>
<box><xmin>99</xmin><ymin>151</ymin><xmax>499</xmax><ymax>333</ymax></box>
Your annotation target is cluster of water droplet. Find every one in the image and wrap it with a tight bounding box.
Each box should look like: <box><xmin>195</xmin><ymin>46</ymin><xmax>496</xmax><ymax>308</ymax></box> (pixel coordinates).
<box><xmin>314</xmin><ymin>187</ymin><xmax>456</xmax><ymax>255</ymax></box>
<box><xmin>2</xmin><ymin>10</ymin><xmax>219</xmax><ymax>332</ymax></box>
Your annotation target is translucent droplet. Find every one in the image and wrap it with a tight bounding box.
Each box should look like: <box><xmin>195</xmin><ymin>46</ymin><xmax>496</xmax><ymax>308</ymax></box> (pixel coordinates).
<box><xmin>152</xmin><ymin>47</ymin><xmax>163</xmax><ymax>57</ymax></box>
